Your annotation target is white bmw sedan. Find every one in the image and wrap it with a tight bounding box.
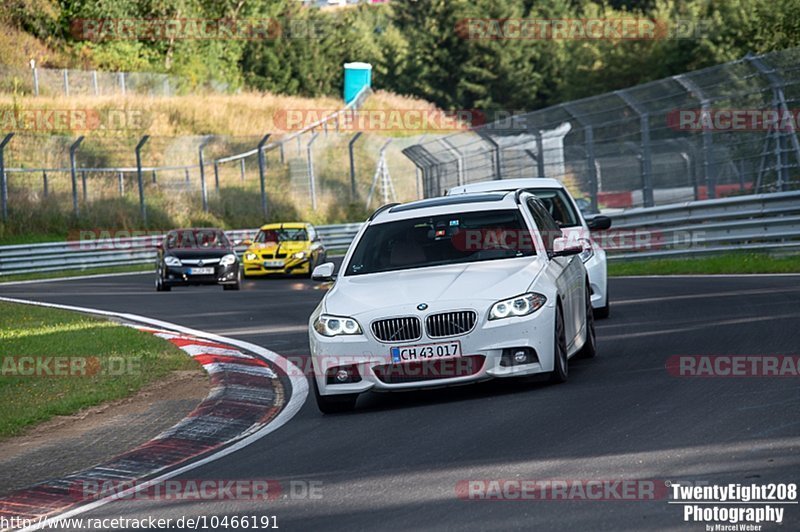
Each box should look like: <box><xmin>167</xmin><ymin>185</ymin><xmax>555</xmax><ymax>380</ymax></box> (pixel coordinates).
<box><xmin>308</xmin><ymin>191</ymin><xmax>596</xmax><ymax>413</ymax></box>
<box><xmin>449</xmin><ymin>178</ymin><xmax>612</xmax><ymax>318</ymax></box>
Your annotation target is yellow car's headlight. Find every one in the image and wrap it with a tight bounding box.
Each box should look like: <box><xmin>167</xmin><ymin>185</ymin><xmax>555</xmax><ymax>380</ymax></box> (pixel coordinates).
<box><xmin>293</xmin><ymin>251</ymin><xmax>307</xmax><ymax>260</ymax></box>
<box><xmin>244</xmin><ymin>252</ymin><xmax>257</xmax><ymax>261</ymax></box>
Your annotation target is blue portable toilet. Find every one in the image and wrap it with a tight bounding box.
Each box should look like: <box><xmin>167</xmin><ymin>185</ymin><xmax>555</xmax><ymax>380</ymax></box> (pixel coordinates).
<box><xmin>343</xmin><ymin>62</ymin><xmax>372</xmax><ymax>104</ymax></box>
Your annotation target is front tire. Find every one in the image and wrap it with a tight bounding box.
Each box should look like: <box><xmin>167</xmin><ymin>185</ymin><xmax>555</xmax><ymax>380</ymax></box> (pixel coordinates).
<box><xmin>313</xmin><ymin>378</ymin><xmax>358</xmax><ymax>414</ymax></box>
<box><xmin>155</xmin><ymin>275</ymin><xmax>171</xmax><ymax>292</ymax></box>
<box><xmin>549</xmin><ymin>304</ymin><xmax>569</xmax><ymax>383</ymax></box>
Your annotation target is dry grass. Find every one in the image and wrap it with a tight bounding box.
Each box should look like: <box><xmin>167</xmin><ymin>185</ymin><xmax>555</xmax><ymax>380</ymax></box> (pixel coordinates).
<box><xmin>0</xmin><ymin>90</ymin><xmax>446</xmax><ymax>137</ymax></box>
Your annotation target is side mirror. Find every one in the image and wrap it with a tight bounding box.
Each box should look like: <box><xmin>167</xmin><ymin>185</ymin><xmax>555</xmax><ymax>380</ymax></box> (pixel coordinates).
<box><xmin>550</xmin><ymin>237</ymin><xmax>583</xmax><ymax>259</ymax></box>
<box><xmin>587</xmin><ymin>215</ymin><xmax>612</xmax><ymax>231</ymax></box>
<box><xmin>311</xmin><ymin>262</ymin><xmax>336</xmax><ymax>282</ymax></box>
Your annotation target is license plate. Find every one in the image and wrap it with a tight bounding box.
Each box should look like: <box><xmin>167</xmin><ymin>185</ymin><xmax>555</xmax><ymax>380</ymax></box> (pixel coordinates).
<box><xmin>188</xmin><ymin>267</ymin><xmax>214</xmax><ymax>275</ymax></box>
<box><xmin>263</xmin><ymin>260</ymin><xmax>284</xmax><ymax>268</ymax></box>
<box><xmin>391</xmin><ymin>341</ymin><xmax>461</xmax><ymax>363</ymax></box>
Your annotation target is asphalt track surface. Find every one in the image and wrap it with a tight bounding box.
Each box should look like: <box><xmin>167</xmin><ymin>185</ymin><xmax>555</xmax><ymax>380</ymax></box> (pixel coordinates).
<box><xmin>2</xmin><ymin>273</ymin><xmax>799</xmax><ymax>531</ymax></box>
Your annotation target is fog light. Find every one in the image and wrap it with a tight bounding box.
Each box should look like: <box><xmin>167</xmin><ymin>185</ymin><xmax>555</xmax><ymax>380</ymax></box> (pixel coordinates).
<box><xmin>501</xmin><ymin>347</ymin><xmax>539</xmax><ymax>367</ymax></box>
<box><xmin>326</xmin><ymin>364</ymin><xmax>362</xmax><ymax>385</ymax></box>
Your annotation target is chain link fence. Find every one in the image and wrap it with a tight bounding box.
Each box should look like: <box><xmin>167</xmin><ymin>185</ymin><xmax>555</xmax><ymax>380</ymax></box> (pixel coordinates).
<box><xmin>0</xmin><ymin>64</ymin><xmax>225</xmax><ymax>97</ymax></box>
<box><xmin>0</xmin><ymin>88</ymin><xmax>430</xmax><ymax>230</ymax></box>
<box><xmin>402</xmin><ymin>47</ymin><xmax>800</xmax><ymax>211</ymax></box>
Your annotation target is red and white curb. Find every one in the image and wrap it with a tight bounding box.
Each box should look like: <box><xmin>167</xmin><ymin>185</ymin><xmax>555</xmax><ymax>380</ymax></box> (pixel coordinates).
<box><xmin>0</xmin><ymin>296</ymin><xmax>307</xmax><ymax>532</ymax></box>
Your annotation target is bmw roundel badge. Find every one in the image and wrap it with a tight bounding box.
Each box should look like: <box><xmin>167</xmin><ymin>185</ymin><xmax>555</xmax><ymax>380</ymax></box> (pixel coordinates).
<box><xmin>417</xmin><ymin>303</ymin><xmax>428</xmax><ymax>311</ymax></box>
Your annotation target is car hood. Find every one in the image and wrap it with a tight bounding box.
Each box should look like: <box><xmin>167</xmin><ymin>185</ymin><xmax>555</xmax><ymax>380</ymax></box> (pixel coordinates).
<box><xmin>166</xmin><ymin>248</ymin><xmax>231</xmax><ymax>260</ymax></box>
<box><xmin>246</xmin><ymin>241</ymin><xmax>310</xmax><ymax>253</ymax></box>
<box><xmin>325</xmin><ymin>257</ymin><xmax>545</xmax><ymax>316</ymax></box>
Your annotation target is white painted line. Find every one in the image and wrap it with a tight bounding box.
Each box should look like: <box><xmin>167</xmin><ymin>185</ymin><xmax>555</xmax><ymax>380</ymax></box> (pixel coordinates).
<box><xmin>612</xmin><ymin>273</ymin><xmax>800</xmax><ymax>279</ymax></box>
<box><xmin>0</xmin><ymin>270</ymin><xmax>150</xmax><ymax>286</ymax></box>
<box><xmin>0</xmin><ymin>296</ymin><xmax>308</xmax><ymax>532</ymax></box>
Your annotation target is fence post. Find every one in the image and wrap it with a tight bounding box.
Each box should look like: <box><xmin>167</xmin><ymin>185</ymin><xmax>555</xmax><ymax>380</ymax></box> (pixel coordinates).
<box><xmin>63</xmin><ymin>69</ymin><xmax>69</xmax><ymax>96</ymax></box>
<box><xmin>32</xmin><ymin>66</ymin><xmax>39</xmax><ymax>96</ymax></box>
<box><xmin>118</xmin><ymin>171</ymin><xmax>124</xmax><ymax>195</ymax></box>
<box><xmin>198</xmin><ymin>137</ymin><xmax>212</xmax><ymax>212</ymax></box>
<box><xmin>279</xmin><ymin>142</ymin><xmax>285</xmax><ymax>164</ymax></box>
<box><xmin>42</xmin><ymin>170</ymin><xmax>48</xmax><ymax>198</ymax></box>
<box><xmin>135</xmin><ymin>135</ymin><xmax>150</xmax><ymax>225</ymax></box>
<box><xmin>0</xmin><ymin>133</ymin><xmax>13</xmax><ymax>223</ymax></box>
<box><xmin>81</xmin><ymin>171</ymin><xmax>88</xmax><ymax>202</ymax></box>
<box><xmin>91</xmin><ymin>70</ymin><xmax>99</xmax><ymax>96</ymax></box>
<box><xmin>441</xmin><ymin>139</ymin><xmax>465</xmax><ymax>186</ymax></box>
<box><xmin>640</xmin><ymin>114</ymin><xmax>654</xmax><ymax>207</ymax></box>
<box><xmin>184</xmin><ymin>168</ymin><xmax>190</xmax><ymax>186</ymax></box>
<box><xmin>535</xmin><ymin>131</ymin><xmax>546</xmax><ymax>178</ymax></box>
<box><xmin>484</xmin><ymin>136</ymin><xmax>503</xmax><ymax>180</ymax></box>
<box><xmin>348</xmin><ymin>132</ymin><xmax>363</xmax><ymax>201</ymax></box>
<box><xmin>240</xmin><ymin>158</ymin><xmax>246</xmax><ymax>182</ymax></box>
<box><xmin>213</xmin><ymin>161</ymin><xmax>220</xmax><ymax>192</ymax></box>
<box><xmin>257</xmin><ymin>134</ymin><xmax>271</xmax><ymax>219</ymax></box>
<box><xmin>307</xmin><ymin>133</ymin><xmax>319</xmax><ymax>211</ymax></box>
<box><xmin>69</xmin><ymin>136</ymin><xmax>84</xmax><ymax>217</ymax></box>
<box><xmin>585</xmin><ymin>125</ymin><xmax>599</xmax><ymax>213</ymax></box>
<box><xmin>152</xmin><ymin>170</ymin><xmax>157</xmax><ymax>184</ymax></box>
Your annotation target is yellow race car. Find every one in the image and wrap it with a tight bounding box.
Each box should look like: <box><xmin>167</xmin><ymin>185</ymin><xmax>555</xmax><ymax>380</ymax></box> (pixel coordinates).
<box><xmin>241</xmin><ymin>223</ymin><xmax>327</xmax><ymax>278</ymax></box>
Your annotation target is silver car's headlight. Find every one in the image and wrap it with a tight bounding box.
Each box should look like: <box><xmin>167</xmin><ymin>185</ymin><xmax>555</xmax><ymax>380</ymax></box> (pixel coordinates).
<box><xmin>220</xmin><ymin>254</ymin><xmax>237</xmax><ymax>266</ymax></box>
<box><xmin>489</xmin><ymin>293</ymin><xmax>547</xmax><ymax>320</ymax></box>
<box><xmin>164</xmin><ymin>256</ymin><xmax>181</xmax><ymax>267</ymax></box>
<box><xmin>314</xmin><ymin>314</ymin><xmax>362</xmax><ymax>337</ymax></box>
<box><xmin>244</xmin><ymin>252</ymin><xmax>257</xmax><ymax>261</ymax></box>
<box><xmin>579</xmin><ymin>238</ymin><xmax>594</xmax><ymax>263</ymax></box>
<box><xmin>293</xmin><ymin>251</ymin><xmax>307</xmax><ymax>260</ymax></box>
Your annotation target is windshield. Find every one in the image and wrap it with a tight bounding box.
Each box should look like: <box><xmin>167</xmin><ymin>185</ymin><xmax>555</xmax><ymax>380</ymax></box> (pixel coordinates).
<box><xmin>255</xmin><ymin>228</ymin><xmax>308</xmax><ymax>243</ymax></box>
<box><xmin>345</xmin><ymin>209</ymin><xmax>537</xmax><ymax>276</ymax></box>
<box><xmin>525</xmin><ymin>189</ymin><xmax>581</xmax><ymax>227</ymax></box>
<box><xmin>165</xmin><ymin>229</ymin><xmax>229</xmax><ymax>249</ymax></box>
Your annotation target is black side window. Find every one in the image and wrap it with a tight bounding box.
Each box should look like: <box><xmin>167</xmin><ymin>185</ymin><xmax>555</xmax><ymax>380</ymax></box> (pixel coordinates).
<box><xmin>527</xmin><ymin>199</ymin><xmax>560</xmax><ymax>255</ymax></box>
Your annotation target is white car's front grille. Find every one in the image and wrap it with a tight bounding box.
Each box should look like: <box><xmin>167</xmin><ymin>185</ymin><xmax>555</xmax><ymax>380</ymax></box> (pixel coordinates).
<box><xmin>425</xmin><ymin>311</ymin><xmax>478</xmax><ymax>338</ymax></box>
<box><xmin>371</xmin><ymin>317</ymin><xmax>422</xmax><ymax>343</ymax></box>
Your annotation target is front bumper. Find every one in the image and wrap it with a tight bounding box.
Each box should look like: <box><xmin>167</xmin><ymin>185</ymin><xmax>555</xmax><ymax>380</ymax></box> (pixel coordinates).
<box><xmin>162</xmin><ymin>264</ymin><xmax>240</xmax><ymax>286</ymax></box>
<box><xmin>243</xmin><ymin>257</ymin><xmax>310</xmax><ymax>276</ymax></box>
<box><xmin>310</xmin><ymin>306</ymin><xmax>556</xmax><ymax>396</ymax></box>
<box><xmin>584</xmin><ymin>247</ymin><xmax>608</xmax><ymax>309</ymax></box>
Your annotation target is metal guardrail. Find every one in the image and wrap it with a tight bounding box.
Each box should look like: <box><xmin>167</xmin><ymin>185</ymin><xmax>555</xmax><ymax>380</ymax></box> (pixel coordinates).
<box><xmin>1</xmin><ymin>191</ymin><xmax>798</xmax><ymax>276</ymax></box>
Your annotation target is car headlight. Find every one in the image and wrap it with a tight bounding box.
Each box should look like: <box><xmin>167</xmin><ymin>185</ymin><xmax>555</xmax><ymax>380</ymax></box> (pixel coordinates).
<box><xmin>164</xmin><ymin>256</ymin><xmax>181</xmax><ymax>267</ymax></box>
<box><xmin>244</xmin><ymin>252</ymin><xmax>257</xmax><ymax>261</ymax></box>
<box><xmin>579</xmin><ymin>238</ymin><xmax>594</xmax><ymax>263</ymax></box>
<box><xmin>293</xmin><ymin>251</ymin><xmax>307</xmax><ymax>260</ymax></box>
<box><xmin>489</xmin><ymin>293</ymin><xmax>547</xmax><ymax>320</ymax></box>
<box><xmin>314</xmin><ymin>314</ymin><xmax>362</xmax><ymax>337</ymax></box>
<box><xmin>220</xmin><ymin>254</ymin><xmax>237</xmax><ymax>266</ymax></box>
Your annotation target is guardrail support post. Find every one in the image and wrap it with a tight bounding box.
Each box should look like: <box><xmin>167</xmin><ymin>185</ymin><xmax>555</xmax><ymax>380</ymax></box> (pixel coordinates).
<box><xmin>42</xmin><ymin>170</ymin><xmax>48</xmax><ymax>198</ymax></box>
<box><xmin>257</xmin><ymin>134</ymin><xmax>271</xmax><ymax>219</ymax></box>
<box><xmin>0</xmin><ymin>133</ymin><xmax>13</xmax><ymax>223</ymax></box>
<box><xmin>69</xmin><ymin>136</ymin><xmax>84</xmax><ymax>217</ymax></box>
<box><xmin>348</xmin><ymin>132</ymin><xmax>363</xmax><ymax>201</ymax></box>
<box><xmin>135</xmin><ymin>135</ymin><xmax>149</xmax><ymax>225</ymax></box>
<box><xmin>240</xmin><ymin>159</ymin><xmax>246</xmax><ymax>182</ymax></box>
<box><xmin>198</xmin><ymin>136</ymin><xmax>212</xmax><ymax>212</ymax></box>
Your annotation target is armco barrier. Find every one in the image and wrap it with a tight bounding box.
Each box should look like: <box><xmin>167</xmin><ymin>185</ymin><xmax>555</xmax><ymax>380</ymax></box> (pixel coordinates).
<box><xmin>1</xmin><ymin>191</ymin><xmax>799</xmax><ymax>276</ymax></box>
